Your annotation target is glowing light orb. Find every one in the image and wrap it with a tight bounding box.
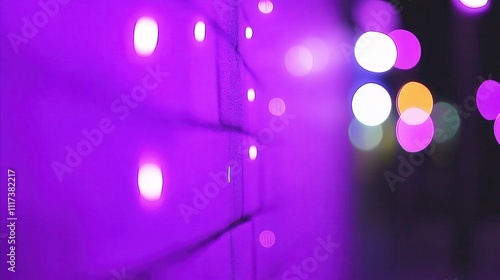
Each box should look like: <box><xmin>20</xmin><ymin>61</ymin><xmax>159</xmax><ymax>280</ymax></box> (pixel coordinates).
<box><xmin>245</xmin><ymin>27</ymin><xmax>253</xmax><ymax>39</ymax></box>
<box><xmin>249</xmin><ymin>145</ymin><xmax>258</xmax><ymax>160</ymax></box>
<box><xmin>389</xmin><ymin>29</ymin><xmax>421</xmax><ymax>70</ymax></box>
<box><xmin>194</xmin><ymin>21</ymin><xmax>206</xmax><ymax>42</ymax></box>
<box><xmin>348</xmin><ymin>119</ymin><xmax>383</xmax><ymax>151</ymax></box>
<box><xmin>396</xmin><ymin>116</ymin><xmax>434</xmax><ymax>153</ymax></box>
<box><xmin>476</xmin><ymin>80</ymin><xmax>500</xmax><ymax>120</ymax></box>
<box><xmin>459</xmin><ymin>0</ymin><xmax>488</xmax><ymax>8</ymax></box>
<box><xmin>400</xmin><ymin>108</ymin><xmax>430</xmax><ymax>125</ymax></box>
<box><xmin>138</xmin><ymin>164</ymin><xmax>163</xmax><ymax>201</ymax></box>
<box><xmin>353</xmin><ymin>0</ymin><xmax>401</xmax><ymax>34</ymax></box>
<box><xmin>247</xmin><ymin>88</ymin><xmax>256</xmax><ymax>102</ymax></box>
<box><xmin>495</xmin><ymin>114</ymin><xmax>500</xmax><ymax>145</ymax></box>
<box><xmin>259</xmin><ymin>230</ymin><xmax>276</xmax><ymax>248</ymax></box>
<box><xmin>352</xmin><ymin>83</ymin><xmax>392</xmax><ymax>126</ymax></box>
<box><xmin>268</xmin><ymin>98</ymin><xmax>286</xmax><ymax>116</ymax></box>
<box><xmin>354</xmin><ymin>31</ymin><xmax>397</xmax><ymax>73</ymax></box>
<box><xmin>258</xmin><ymin>0</ymin><xmax>274</xmax><ymax>14</ymax></box>
<box><xmin>431</xmin><ymin>102</ymin><xmax>460</xmax><ymax>142</ymax></box>
<box><xmin>303</xmin><ymin>38</ymin><xmax>330</xmax><ymax>72</ymax></box>
<box><xmin>134</xmin><ymin>17</ymin><xmax>159</xmax><ymax>57</ymax></box>
<box><xmin>285</xmin><ymin>46</ymin><xmax>313</xmax><ymax>76</ymax></box>
<box><xmin>397</xmin><ymin>81</ymin><xmax>433</xmax><ymax>124</ymax></box>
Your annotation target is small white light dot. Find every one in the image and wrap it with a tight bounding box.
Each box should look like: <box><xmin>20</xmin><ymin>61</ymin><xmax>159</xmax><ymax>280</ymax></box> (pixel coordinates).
<box><xmin>245</xmin><ymin>27</ymin><xmax>253</xmax><ymax>39</ymax></box>
<box><xmin>134</xmin><ymin>17</ymin><xmax>159</xmax><ymax>57</ymax></box>
<box><xmin>249</xmin><ymin>145</ymin><xmax>258</xmax><ymax>160</ymax></box>
<box><xmin>247</xmin><ymin>88</ymin><xmax>256</xmax><ymax>102</ymax></box>
<box><xmin>194</xmin><ymin>21</ymin><xmax>206</xmax><ymax>42</ymax></box>
<box><xmin>138</xmin><ymin>164</ymin><xmax>163</xmax><ymax>201</ymax></box>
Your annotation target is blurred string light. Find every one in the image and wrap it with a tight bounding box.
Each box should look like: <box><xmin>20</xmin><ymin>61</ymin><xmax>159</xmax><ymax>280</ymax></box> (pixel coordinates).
<box><xmin>269</xmin><ymin>98</ymin><xmax>286</xmax><ymax>116</ymax></box>
<box><xmin>396</xmin><ymin>81</ymin><xmax>433</xmax><ymax>125</ymax></box>
<box><xmin>459</xmin><ymin>0</ymin><xmax>488</xmax><ymax>8</ymax></box>
<box><xmin>351</xmin><ymin>83</ymin><xmax>392</xmax><ymax>126</ymax></box>
<box><xmin>194</xmin><ymin>21</ymin><xmax>206</xmax><ymax>42</ymax></box>
<box><xmin>389</xmin><ymin>29</ymin><xmax>421</xmax><ymax>70</ymax></box>
<box><xmin>258</xmin><ymin>0</ymin><xmax>274</xmax><ymax>14</ymax></box>
<box><xmin>476</xmin><ymin>79</ymin><xmax>500</xmax><ymax>120</ymax></box>
<box><xmin>395</xmin><ymin>82</ymin><xmax>434</xmax><ymax>152</ymax></box>
<box><xmin>303</xmin><ymin>38</ymin><xmax>330</xmax><ymax>72</ymax></box>
<box><xmin>431</xmin><ymin>102</ymin><xmax>461</xmax><ymax>142</ymax></box>
<box><xmin>285</xmin><ymin>46</ymin><xmax>313</xmax><ymax>76</ymax></box>
<box><xmin>353</xmin><ymin>0</ymin><xmax>401</xmax><ymax>34</ymax></box>
<box><xmin>348</xmin><ymin>119</ymin><xmax>383</xmax><ymax>151</ymax></box>
<box><xmin>259</xmin><ymin>230</ymin><xmax>276</xmax><ymax>248</ymax></box>
<box><xmin>134</xmin><ymin>16</ymin><xmax>159</xmax><ymax>57</ymax></box>
<box><xmin>354</xmin><ymin>31</ymin><xmax>397</xmax><ymax>73</ymax></box>
<box><xmin>138</xmin><ymin>163</ymin><xmax>163</xmax><ymax>201</ymax></box>
<box><xmin>396</xmin><ymin>114</ymin><xmax>434</xmax><ymax>153</ymax></box>
<box><xmin>495</xmin><ymin>115</ymin><xmax>500</xmax><ymax>145</ymax></box>
<box><xmin>476</xmin><ymin>79</ymin><xmax>500</xmax><ymax>145</ymax></box>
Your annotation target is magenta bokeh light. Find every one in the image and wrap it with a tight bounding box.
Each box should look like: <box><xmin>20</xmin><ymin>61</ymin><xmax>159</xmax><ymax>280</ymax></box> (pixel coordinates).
<box><xmin>476</xmin><ymin>80</ymin><xmax>500</xmax><ymax>120</ymax></box>
<box><xmin>453</xmin><ymin>0</ymin><xmax>490</xmax><ymax>14</ymax></box>
<box><xmin>495</xmin><ymin>115</ymin><xmax>500</xmax><ymax>145</ymax></box>
<box><xmin>389</xmin><ymin>29</ymin><xmax>421</xmax><ymax>70</ymax></box>
<box><xmin>396</xmin><ymin>115</ymin><xmax>434</xmax><ymax>153</ymax></box>
<box><xmin>353</xmin><ymin>0</ymin><xmax>401</xmax><ymax>34</ymax></box>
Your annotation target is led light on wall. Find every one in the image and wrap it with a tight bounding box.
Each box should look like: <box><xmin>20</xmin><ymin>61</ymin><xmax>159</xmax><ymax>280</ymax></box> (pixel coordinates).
<box><xmin>354</xmin><ymin>31</ymin><xmax>397</xmax><ymax>73</ymax></box>
<box><xmin>352</xmin><ymin>83</ymin><xmax>392</xmax><ymax>126</ymax></box>
<box><xmin>138</xmin><ymin>163</ymin><xmax>163</xmax><ymax>201</ymax></box>
<box><xmin>134</xmin><ymin>17</ymin><xmax>159</xmax><ymax>57</ymax></box>
<box><xmin>194</xmin><ymin>21</ymin><xmax>206</xmax><ymax>42</ymax></box>
<box><xmin>247</xmin><ymin>88</ymin><xmax>256</xmax><ymax>102</ymax></box>
<box><xmin>258</xmin><ymin>0</ymin><xmax>274</xmax><ymax>14</ymax></box>
<box><xmin>245</xmin><ymin>27</ymin><xmax>253</xmax><ymax>39</ymax></box>
<box><xmin>259</xmin><ymin>230</ymin><xmax>276</xmax><ymax>248</ymax></box>
<box><xmin>249</xmin><ymin>145</ymin><xmax>258</xmax><ymax>160</ymax></box>
<box><xmin>268</xmin><ymin>98</ymin><xmax>286</xmax><ymax>116</ymax></box>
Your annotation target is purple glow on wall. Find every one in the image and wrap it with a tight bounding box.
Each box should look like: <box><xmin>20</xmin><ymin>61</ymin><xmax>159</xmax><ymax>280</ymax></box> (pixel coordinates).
<box><xmin>389</xmin><ymin>29</ymin><xmax>421</xmax><ymax>70</ymax></box>
<box><xmin>476</xmin><ymin>80</ymin><xmax>500</xmax><ymax>120</ymax></box>
<box><xmin>396</xmin><ymin>115</ymin><xmax>435</xmax><ymax>152</ymax></box>
<box><xmin>0</xmin><ymin>0</ymin><xmax>353</xmax><ymax>279</ymax></box>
